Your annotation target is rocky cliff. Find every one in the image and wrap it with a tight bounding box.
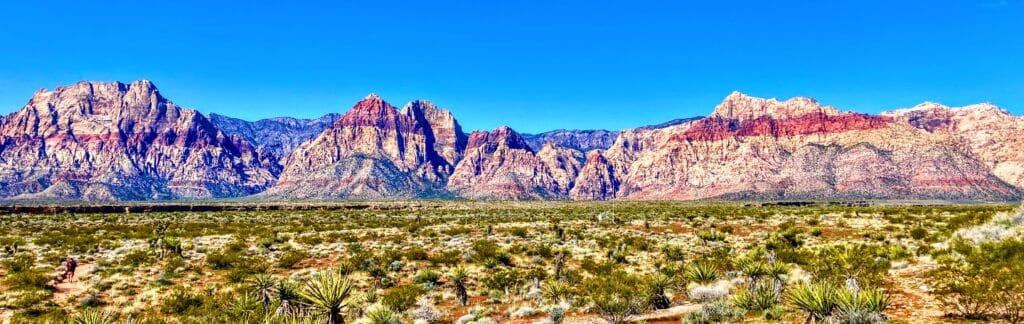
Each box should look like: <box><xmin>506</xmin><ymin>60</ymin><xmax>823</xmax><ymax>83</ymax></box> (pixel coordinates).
<box><xmin>3</xmin><ymin>82</ymin><xmax>1022</xmax><ymax>201</ymax></box>
<box><xmin>0</xmin><ymin>81</ymin><xmax>278</xmax><ymax>201</ymax></box>
<box><xmin>884</xmin><ymin>103</ymin><xmax>1024</xmax><ymax>190</ymax></box>
<box><xmin>262</xmin><ymin>95</ymin><xmax>465</xmax><ymax>199</ymax></box>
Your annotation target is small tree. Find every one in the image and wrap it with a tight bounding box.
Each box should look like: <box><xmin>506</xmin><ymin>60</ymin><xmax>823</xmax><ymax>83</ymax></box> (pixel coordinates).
<box><xmin>449</xmin><ymin>267</ymin><xmax>470</xmax><ymax>306</ymax></box>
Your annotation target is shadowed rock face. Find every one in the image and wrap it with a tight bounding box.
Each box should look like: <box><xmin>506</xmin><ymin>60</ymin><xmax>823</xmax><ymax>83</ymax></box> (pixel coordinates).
<box><xmin>2</xmin><ymin>83</ymin><xmax>1022</xmax><ymax>201</ymax></box>
<box><xmin>209</xmin><ymin>112</ymin><xmax>341</xmax><ymax>164</ymax></box>
<box><xmin>522</xmin><ymin>129</ymin><xmax>619</xmax><ymax>153</ymax></box>
<box><xmin>0</xmin><ymin>81</ymin><xmax>278</xmax><ymax>201</ymax></box>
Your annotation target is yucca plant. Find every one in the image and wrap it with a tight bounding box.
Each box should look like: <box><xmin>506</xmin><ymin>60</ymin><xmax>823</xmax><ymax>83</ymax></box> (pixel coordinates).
<box><xmin>299</xmin><ymin>271</ymin><xmax>359</xmax><ymax>324</ymax></box>
<box><xmin>252</xmin><ymin>274</ymin><xmax>276</xmax><ymax>307</ymax></box>
<box><xmin>275</xmin><ymin>279</ymin><xmax>302</xmax><ymax>315</ymax></box>
<box><xmin>686</xmin><ymin>262</ymin><xmax>719</xmax><ymax>285</ymax></box>
<box><xmin>645</xmin><ymin>273</ymin><xmax>673</xmax><ymax>310</ymax></box>
<box><xmin>70</xmin><ymin>310</ymin><xmax>116</xmax><ymax>324</ymax></box>
<box><xmin>364</xmin><ymin>305</ymin><xmax>402</xmax><ymax>324</ymax></box>
<box><xmin>836</xmin><ymin>287</ymin><xmax>890</xmax><ymax>314</ymax></box>
<box><xmin>543</xmin><ymin>280</ymin><xmax>575</xmax><ymax>304</ymax></box>
<box><xmin>787</xmin><ymin>283</ymin><xmax>837</xmax><ymax>323</ymax></box>
<box><xmin>449</xmin><ymin>266</ymin><xmax>470</xmax><ymax>306</ymax></box>
<box><xmin>229</xmin><ymin>293</ymin><xmax>264</xmax><ymax>319</ymax></box>
<box><xmin>732</xmin><ymin>285</ymin><xmax>779</xmax><ymax>312</ymax></box>
<box><xmin>740</xmin><ymin>261</ymin><xmax>769</xmax><ymax>291</ymax></box>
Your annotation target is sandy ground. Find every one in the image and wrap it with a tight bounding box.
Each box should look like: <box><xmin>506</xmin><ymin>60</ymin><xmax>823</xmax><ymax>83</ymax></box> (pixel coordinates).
<box><xmin>53</xmin><ymin>263</ymin><xmax>96</xmax><ymax>304</ymax></box>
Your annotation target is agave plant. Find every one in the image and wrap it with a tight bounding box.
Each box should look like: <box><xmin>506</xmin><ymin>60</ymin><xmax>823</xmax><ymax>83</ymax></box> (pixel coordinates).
<box><xmin>787</xmin><ymin>283</ymin><xmax>837</xmax><ymax>323</ymax></box>
<box><xmin>686</xmin><ymin>262</ymin><xmax>719</xmax><ymax>285</ymax></box>
<box><xmin>71</xmin><ymin>310</ymin><xmax>116</xmax><ymax>324</ymax></box>
<box><xmin>449</xmin><ymin>266</ymin><xmax>470</xmax><ymax>306</ymax></box>
<box><xmin>299</xmin><ymin>271</ymin><xmax>359</xmax><ymax>324</ymax></box>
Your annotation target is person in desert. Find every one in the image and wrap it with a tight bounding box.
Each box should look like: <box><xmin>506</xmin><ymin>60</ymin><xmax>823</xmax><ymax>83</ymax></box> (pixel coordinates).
<box><xmin>64</xmin><ymin>257</ymin><xmax>78</xmax><ymax>283</ymax></box>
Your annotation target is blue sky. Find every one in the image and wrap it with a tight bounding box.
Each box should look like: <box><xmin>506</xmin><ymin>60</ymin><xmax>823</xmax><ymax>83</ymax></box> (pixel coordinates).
<box><xmin>1</xmin><ymin>1</ymin><xmax>1022</xmax><ymax>133</ymax></box>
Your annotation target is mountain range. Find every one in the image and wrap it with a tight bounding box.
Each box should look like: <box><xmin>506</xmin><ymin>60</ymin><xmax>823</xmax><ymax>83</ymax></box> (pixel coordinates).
<box><xmin>0</xmin><ymin>80</ymin><xmax>1021</xmax><ymax>201</ymax></box>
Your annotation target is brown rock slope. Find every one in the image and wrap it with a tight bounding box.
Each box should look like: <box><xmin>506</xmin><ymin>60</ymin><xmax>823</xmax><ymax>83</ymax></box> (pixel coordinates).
<box><xmin>0</xmin><ymin>81</ymin><xmax>277</xmax><ymax>201</ymax></box>
<box><xmin>574</xmin><ymin>92</ymin><xmax>1020</xmax><ymax>200</ymax></box>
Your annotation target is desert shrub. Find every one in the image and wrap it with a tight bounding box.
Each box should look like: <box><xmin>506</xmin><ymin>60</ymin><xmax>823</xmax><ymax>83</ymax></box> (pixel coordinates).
<box><xmin>403</xmin><ymin>246</ymin><xmax>428</xmax><ymax>261</ymax></box>
<box><xmin>381</xmin><ymin>284</ymin><xmax>426</xmax><ymax>311</ymax></box>
<box><xmin>581</xmin><ymin>270</ymin><xmax>646</xmax><ymax>323</ymax></box>
<box><xmin>161</xmin><ymin>288</ymin><xmax>207</xmax><ymax>315</ymax></box>
<box><xmin>2</xmin><ymin>253</ymin><xmax>36</xmax><ymax>273</ymax></box>
<box><xmin>120</xmin><ymin>249</ymin><xmax>153</xmax><ymax>268</ymax></box>
<box><xmin>928</xmin><ymin>238</ymin><xmax>1024</xmax><ymax>321</ymax></box>
<box><xmin>427</xmin><ymin>249</ymin><xmax>462</xmax><ymax>266</ymax></box>
<box><xmin>683</xmin><ymin>301</ymin><xmax>744</xmax><ymax>324</ymax></box>
<box><xmin>413</xmin><ymin>269</ymin><xmax>442</xmax><ymax>286</ymax></box>
<box><xmin>483</xmin><ymin>269</ymin><xmax>524</xmax><ymax>295</ymax></box>
<box><xmin>277</xmin><ymin>249</ymin><xmax>310</xmax><ymax>269</ymax></box>
<box><xmin>806</xmin><ymin>244</ymin><xmax>890</xmax><ymax>286</ymax></box>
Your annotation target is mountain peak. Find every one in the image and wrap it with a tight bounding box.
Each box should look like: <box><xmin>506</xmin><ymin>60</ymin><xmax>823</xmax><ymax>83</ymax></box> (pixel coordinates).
<box><xmin>712</xmin><ymin>92</ymin><xmax>837</xmax><ymax>120</ymax></box>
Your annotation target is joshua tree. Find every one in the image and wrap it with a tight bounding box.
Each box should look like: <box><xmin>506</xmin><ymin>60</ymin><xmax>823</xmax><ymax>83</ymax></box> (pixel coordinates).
<box><xmin>449</xmin><ymin>266</ymin><xmax>470</xmax><ymax>306</ymax></box>
<box><xmin>765</xmin><ymin>262</ymin><xmax>790</xmax><ymax>302</ymax></box>
<box><xmin>553</xmin><ymin>248</ymin><xmax>570</xmax><ymax>281</ymax></box>
<box><xmin>299</xmin><ymin>271</ymin><xmax>358</xmax><ymax>324</ymax></box>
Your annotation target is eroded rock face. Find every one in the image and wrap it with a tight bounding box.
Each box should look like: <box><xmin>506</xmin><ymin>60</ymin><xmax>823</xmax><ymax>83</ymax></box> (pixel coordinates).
<box><xmin>578</xmin><ymin>92</ymin><xmax>1020</xmax><ymax>201</ymax></box>
<box><xmin>446</xmin><ymin>127</ymin><xmax>565</xmax><ymax>199</ymax></box>
<box><xmin>0</xmin><ymin>81</ymin><xmax>278</xmax><ymax>201</ymax></box>
<box><xmin>264</xmin><ymin>95</ymin><xmax>463</xmax><ymax>199</ymax></box>
<box><xmin>209</xmin><ymin>112</ymin><xmax>341</xmax><ymax>163</ymax></box>
<box><xmin>884</xmin><ymin>103</ymin><xmax>1024</xmax><ymax>189</ymax></box>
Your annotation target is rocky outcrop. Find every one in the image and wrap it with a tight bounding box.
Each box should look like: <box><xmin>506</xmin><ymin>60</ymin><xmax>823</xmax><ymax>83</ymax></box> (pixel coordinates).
<box><xmin>209</xmin><ymin>112</ymin><xmax>341</xmax><ymax>163</ymax></box>
<box><xmin>581</xmin><ymin>92</ymin><xmax>1020</xmax><ymax>201</ymax></box>
<box><xmin>523</xmin><ymin>129</ymin><xmax>618</xmax><ymax>153</ymax></box>
<box><xmin>884</xmin><ymin>103</ymin><xmax>1024</xmax><ymax>189</ymax></box>
<box><xmin>263</xmin><ymin>95</ymin><xmax>463</xmax><ymax>199</ymax></box>
<box><xmin>0</xmin><ymin>81</ymin><xmax>278</xmax><ymax>201</ymax></box>
<box><xmin>446</xmin><ymin>127</ymin><xmax>565</xmax><ymax>199</ymax></box>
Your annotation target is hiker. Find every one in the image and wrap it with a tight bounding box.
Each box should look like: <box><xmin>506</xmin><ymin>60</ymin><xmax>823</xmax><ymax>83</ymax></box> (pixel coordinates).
<box><xmin>64</xmin><ymin>257</ymin><xmax>78</xmax><ymax>283</ymax></box>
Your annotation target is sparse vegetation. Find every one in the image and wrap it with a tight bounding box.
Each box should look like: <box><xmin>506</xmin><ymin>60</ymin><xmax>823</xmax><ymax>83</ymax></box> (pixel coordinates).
<box><xmin>0</xmin><ymin>201</ymin><xmax>1018</xmax><ymax>322</ymax></box>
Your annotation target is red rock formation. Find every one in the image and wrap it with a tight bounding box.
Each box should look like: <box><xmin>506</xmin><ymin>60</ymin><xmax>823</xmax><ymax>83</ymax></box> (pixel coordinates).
<box><xmin>264</xmin><ymin>95</ymin><xmax>463</xmax><ymax>199</ymax></box>
<box><xmin>884</xmin><ymin>103</ymin><xmax>1024</xmax><ymax>189</ymax></box>
<box><xmin>0</xmin><ymin>81</ymin><xmax>277</xmax><ymax>201</ymax></box>
<box><xmin>447</xmin><ymin>127</ymin><xmax>565</xmax><ymax>199</ymax></box>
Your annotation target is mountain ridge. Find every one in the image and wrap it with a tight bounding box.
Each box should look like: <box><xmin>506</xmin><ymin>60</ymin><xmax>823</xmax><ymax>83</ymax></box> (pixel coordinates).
<box><xmin>1</xmin><ymin>80</ymin><xmax>1021</xmax><ymax>201</ymax></box>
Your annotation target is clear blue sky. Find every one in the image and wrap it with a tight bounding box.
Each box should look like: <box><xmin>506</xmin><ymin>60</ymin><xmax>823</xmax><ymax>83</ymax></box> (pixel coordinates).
<box><xmin>1</xmin><ymin>1</ymin><xmax>1022</xmax><ymax>133</ymax></box>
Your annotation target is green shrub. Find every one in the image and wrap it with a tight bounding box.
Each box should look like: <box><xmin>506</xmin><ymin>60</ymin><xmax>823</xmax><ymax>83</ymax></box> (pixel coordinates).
<box><xmin>277</xmin><ymin>249</ymin><xmax>310</xmax><ymax>269</ymax></box>
<box><xmin>380</xmin><ymin>284</ymin><xmax>426</xmax><ymax>311</ymax></box>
